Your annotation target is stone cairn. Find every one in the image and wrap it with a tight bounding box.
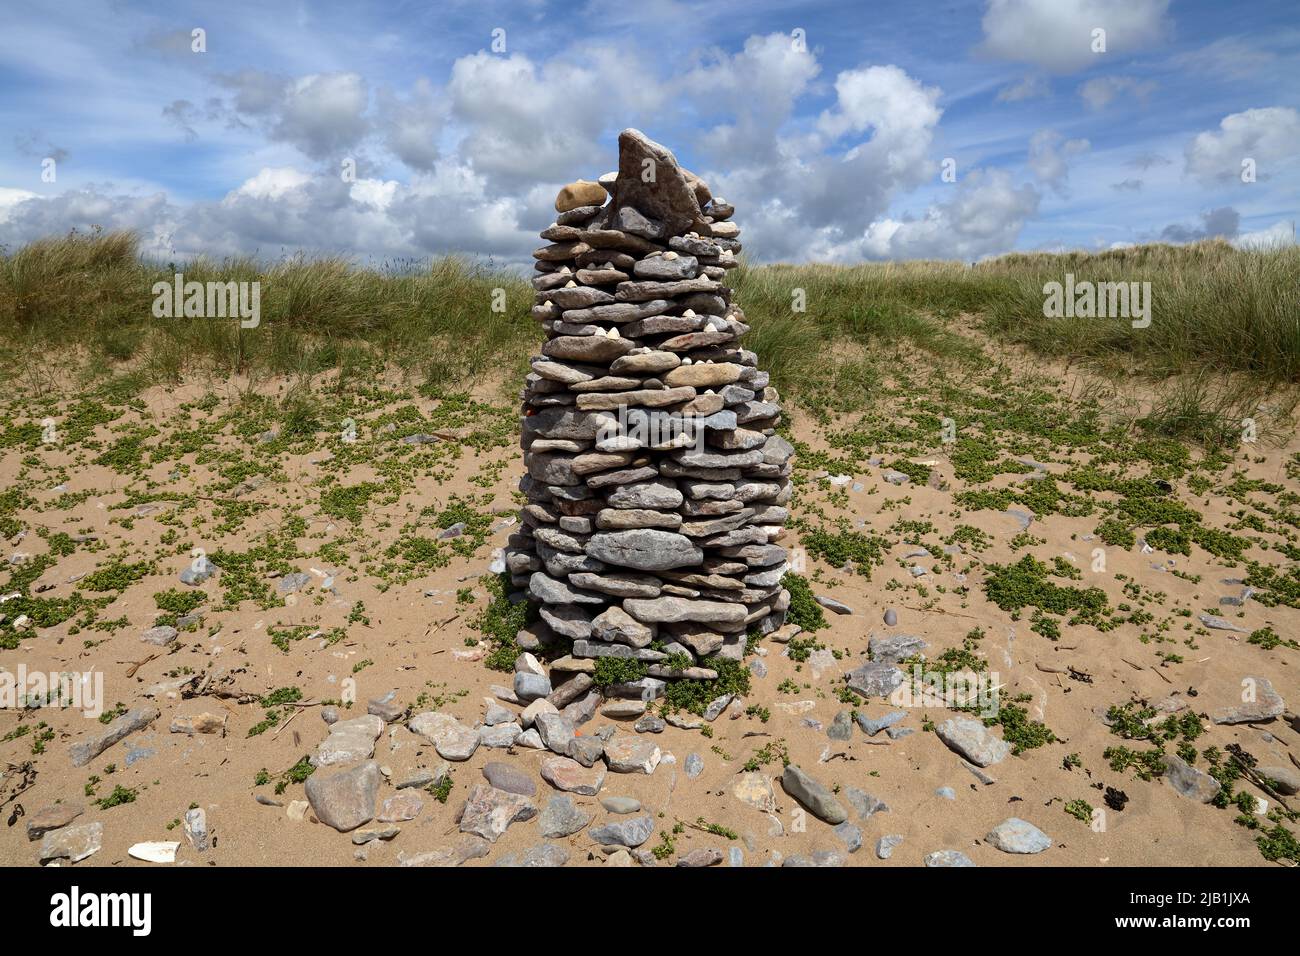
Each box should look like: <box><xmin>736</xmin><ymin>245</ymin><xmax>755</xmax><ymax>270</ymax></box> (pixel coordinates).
<box><xmin>503</xmin><ymin>128</ymin><xmax>793</xmax><ymax>714</ymax></box>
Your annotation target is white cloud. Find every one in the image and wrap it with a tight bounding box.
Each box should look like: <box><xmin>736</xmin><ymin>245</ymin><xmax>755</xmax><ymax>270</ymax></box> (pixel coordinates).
<box><xmin>0</xmin><ymin>188</ymin><xmax>180</xmax><ymax>256</ymax></box>
<box><xmin>1170</xmin><ymin>38</ymin><xmax>1278</xmax><ymax>81</ymax></box>
<box><xmin>682</xmin><ymin>33</ymin><xmax>821</xmax><ymax>163</ymax></box>
<box><xmin>857</xmin><ymin>168</ymin><xmax>1041</xmax><ymax>260</ymax></box>
<box><xmin>1231</xmin><ymin>220</ymin><xmax>1296</xmax><ymax>250</ymax></box>
<box><xmin>376</xmin><ymin>78</ymin><xmax>446</xmax><ymax>172</ymax></box>
<box><xmin>1027</xmin><ymin>129</ymin><xmax>1090</xmax><ymax>194</ymax></box>
<box><xmin>1078</xmin><ymin>75</ymin><xmax>1156</xmax><ymax>110</ymax></box>
<box><xmin>216</xmin><ymin>71</ymin><xmax>370</xmax><ymax>159</ymax></box>
<box><xmin>701</xmin><ymin>62</ymin><xmax>944</xmax><ymax>262</ymax></box>
<box><xmin>229</xmin><ymin>167</ymin><xmax>313</xmax><ymax>202</ymax></box>
<box><xmin>0</xmin><ymin>186</ymin><xmax>41</xmax><ymax>223</ymax></box>
<box><xmin>996</xmin><ymin>75</ymin><xmax>1050</xmax><ymax>102</ymax></box>
<box><xmin>447</xmin><ymin>48</ymin><xmax>663</xmax><ymax>189</ymax></box>
<box><xmin>980</xmin><ymin>0</ymin><xmax>1172</xmax><ymax>73</ymax></box>
<box><xmin>1184</xmin><ymin>107</ymin><xmax>1300</xmax><ymax>184</ymax></box>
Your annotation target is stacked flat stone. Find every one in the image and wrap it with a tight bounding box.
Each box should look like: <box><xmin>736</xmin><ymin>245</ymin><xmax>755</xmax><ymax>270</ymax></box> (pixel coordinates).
<box><xmin>504</xmin><ymin>128</ymin><xmax>793</xmax><ymax>706</ymax></box>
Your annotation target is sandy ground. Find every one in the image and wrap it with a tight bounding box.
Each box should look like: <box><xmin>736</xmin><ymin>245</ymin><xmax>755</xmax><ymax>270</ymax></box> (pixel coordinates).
<box><xmin>0</xmin><ymin>353</ymin><xmax>1296</xmax><ymax>868</ymax></box>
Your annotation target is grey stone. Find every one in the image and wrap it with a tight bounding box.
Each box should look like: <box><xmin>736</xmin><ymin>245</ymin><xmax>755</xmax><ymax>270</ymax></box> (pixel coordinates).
<box><xmin>539</xmin><ymin>794</ymin><xmax>592</xmax><ymax>837</ymax></box>
<box><xmin>634</xmin><ymin>714</ymin><xmax>665</xmax><ymax>734</ymax></box>
<box><xmin>407</xmin><ymin>711</ymin><xmax>480</xmax><ymax>762</ymax></box>
<box><xmin>69</xmin><ymin>706</ymin><xmax>159</xmax><ymax>767</ymax></box>
<box><xmin>855</xmin><ymin>710</ymin><xmax>907</xmax><ymax>736</ymax></box>
<box><xmin>25</xmin><ymin>802</ymin><xmax>83</xmax><ymax>841</ymax></box>
<box><xmin>399</xmin><ymin>834</ymin><xmax>491</xmax><ymax>867</ymax></box>
<box><xmin>591</xmin><ymin>605</ymin><xmax>655</xmax><ymax>647</ymax></box>
<box><xmin>833</xmin><ymin>821</ymin><xmax>863</xmax><ymax>853</ymax></box>
<box><xmin>458</xmin><ymin>784</ymin><xmax>537</xmax><ymax>843</ymax></box>
<box><xmin>845</xmin><ymin>788</ymin><xmax>889</xmax><ymax>819</ymax></box>
<box><xmin>535</xmin><ymin>712</ymin><xmax>576</xmax><ymax>754</ymax></box>
<box><xmin>377</xmin><ymin>791</ymin><xmax>425</xmax><ymax>822</ymax></box>
<box><xmin>586</xmin><ymin>529</ymin><xmax>702</xmax><ymax>571</ymax></box>
<box><xmin>604</xmin><ymin>735</ymin><xmax>661</xmax><ymax>774</ymax></box>
<box><xmin>368</xmin><ymin>691</ymin><xmax>404</xmax><ymax>722</ymax></box>
<box><xmin>1259</xmin><ymin>765</ymin><xmax>1300</xmax><ymax>796</ymax></box>
<box><xmin>590</xmin><ymin>813</ymin><xmax>655</xmax><ymax>848</ymax></box>
<box><xmin>935</xmin><ymin>718</ymin><xmax>1011</xmax><ymax>767</ymax></box>
<box><xmin>39</xmin><ymin>821</ymin><xmax>103</xmax><ymax>864</ymax></box>
<box><xmin>278</xmin><ymin>571</ymin><xmax>312</xmax><ymax>593</ymax></box>
<box><xmin>827</xmin><ymin>710</ymin><xmax>854</xmax><ymax>741</ymax></box>
<box><xmin>311</xmin><ymin>714</ymin><xmax>384</xmax><ymax>767</ymax></box>
<box><xmin>140</xmin><ymin>625</ymin><xmax>178</xmax><ymax>646</ymax></box>
<box><xmin>781</xmin><ymin>765</ymin><xmax>847</xmax><ymax>824</ymax></box>
<box><xmin>1212</xmin><ymin>677</ymin><xmax>1286</xmax><ymax>724</ymax></box>
<box><xmin>815</xmin><ymin>595</ymin><xmax>853</xmax><ymax>615</ymax></box>
<box><xmin>677</xmin><ymin>847</ymin><xmax>725</xmax><ymax>867</ymax></box>
<box><xmin>184</xmin><ymin>807</ymin><xmax>209</xmax><ymax>851</ymax></box>
<box><xmin>540</xmin><ymin>756</ymin><xmax>606</xmax><ymax>795</ymax></box>
<box><xmin>876</xmin><ymin>834</ymin><xmax>904</xmax><ymax>859</ymax></box>
<box><xmin>514</xmin><ymin>671</ymin><xmax>553</xmax><ymax>702</ymax></box>
<box><xmin>624</xmin><ymin>596</ymin><xmax>745</xmax><ymax>625</ymax></box>
<box><xmin>844</xmin><ymin>661</ymin><xmax>904</xmax><ymax>699</ymax></box>
<box><xmin>924</xmin><ymin>850</ymin><xmax>975</xmax><ymax>867</ymax></box>
<box><xmin>567</xmin><ymin>735</ymin><xmax>607</xmax><ymax>767</ymax></box>
<box><xmin>180</xmin><ymin>556</ymin><xmax>217</xmax><ymax>585</ymax></box>
<box><xmin>986</xmin><ymin>817</ymin><xmax>1052</xmax><ymax>854</ymax></box>
<box><xmin>601</xmin><ymin>796</ymin><xmax>642</xmax><ymax>814</ymax></box>
<box><xmin>1164</xmin><ymin>754</ymin><xmax>1220</xmax><ymax>802</ymax></box>
<box><xmin>478</xmin><ymin>722</ymin><xmax>523</xmax><ymax>748</ymax></box>
<box><xmin>869</xmin><ymin>633</ymin><xmax>928</xmax><ymax>664</ymax></box>
<box><xmin>482</xmin><ymin>761</ymin><xmax>536</xmax><ymax>796</ymax></box>
<box><xmin>495</xmin><ymin>842</ymin><xmax>572</xmax><ymax>867</ymax></box>
<box><xmin>305</xmin><ymin>760</ymin><xmax>381</xmax><ymax>832</ymax></box>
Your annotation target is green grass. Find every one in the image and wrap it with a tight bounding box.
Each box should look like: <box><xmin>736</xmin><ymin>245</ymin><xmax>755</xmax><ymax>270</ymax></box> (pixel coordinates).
<box><xmin>0</xmin><ymin>230</ymin><xmax>537</xmax><ymax>394</ymax></box>
<box><xmin>5</xmin><ymin>232</ymin><xmax>1296</xmax><ymax>429</ymax></box>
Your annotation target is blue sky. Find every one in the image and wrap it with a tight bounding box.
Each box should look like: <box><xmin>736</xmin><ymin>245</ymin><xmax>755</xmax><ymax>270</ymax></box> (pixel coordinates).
<box><xmin>1</xmin><ymin>0</ymin><xmax>1296</xmax><ymax>266</ymax></box>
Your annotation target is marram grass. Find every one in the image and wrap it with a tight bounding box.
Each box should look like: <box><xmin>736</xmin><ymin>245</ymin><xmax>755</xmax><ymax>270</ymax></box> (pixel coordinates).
<box><xmin>2</xmin><ymin>231</ymin><xmax>1296</xmax><ymax>407</ymax></box>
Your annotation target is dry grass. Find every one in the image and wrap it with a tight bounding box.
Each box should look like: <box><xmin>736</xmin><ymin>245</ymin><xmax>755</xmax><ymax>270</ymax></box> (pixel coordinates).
<box><xmin>2</xmin><ymin>230</ymin><xmax>1296</xmax><ymax>441</ymax></box>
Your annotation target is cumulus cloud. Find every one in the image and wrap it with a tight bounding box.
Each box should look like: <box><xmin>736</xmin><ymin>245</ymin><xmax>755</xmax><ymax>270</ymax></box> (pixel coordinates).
<box><xmin>0</xmin><ymin>187</ymin><xmax>180</xmax><ymax>256</ymax></box>
<box><xmin>703</xmin><ymin>62</ymin><xmax>945</xmax><ymax>261</ymax></box>
<box><xmin>446</xmin><ymin>48</ymin><xmax>663</xmax><ymax>190</ymax></box>
<box><xmin>1231</xmin><ymin>220</ymin><xmax>1296</xmax><ymax>250</ymax></box>
<box><xmin>980</xmin><ymin>0</ymin><xmax>1172</xmax><ymax>73</ymax></box>
<box><xmin>682</xmin><ymin>33</ymin><xmax>821</xmax><ymax>164</ymax></box>
<box><xmin>1027</xmin><ymin>129</ymin><xmax>1090</xmax><ymax>194</ymax></box>
<box><xmin>1159</xmin><ymin>206</ymin><xmax>1240</xmax><ymax>243</ymax></box>
<box><xmin>376</xmin><ymin>78</ymin><xmax>446</xmax><ymax>172</ymax></box>
<box><xmin>215</xmin><ymin>71</ymin><xmax>371</xmax><ymax>159</ymax></box>
<box><xmin>857</xmin><ymin>168</ymin><xmax>1041</xmax><ymax>261</ymax></box>
<box><xmin>1184</xmin><ymin>107</ymin><xmax>1300</xmax><ymax>184</ymax></box>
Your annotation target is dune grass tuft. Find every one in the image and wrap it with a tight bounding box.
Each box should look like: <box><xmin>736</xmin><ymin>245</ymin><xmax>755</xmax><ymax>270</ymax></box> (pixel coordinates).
<box><xmin>1</xmin><ymin>230</ymin><xmax>1295</xmax><ymax>439</ymax></box>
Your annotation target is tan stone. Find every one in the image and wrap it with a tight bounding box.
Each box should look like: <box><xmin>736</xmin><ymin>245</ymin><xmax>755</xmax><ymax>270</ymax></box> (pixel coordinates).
<box><xmin>556</xmin><ymin>180</ymin><xmax>607</xmax><ymax>212</ymax></box>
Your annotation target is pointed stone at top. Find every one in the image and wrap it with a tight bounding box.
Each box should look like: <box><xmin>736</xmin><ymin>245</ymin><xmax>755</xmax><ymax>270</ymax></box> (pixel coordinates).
<box><xmin>608</xmin><ymin>129</ymin><xmax>711</xmax><ymax>238</ymax></box>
